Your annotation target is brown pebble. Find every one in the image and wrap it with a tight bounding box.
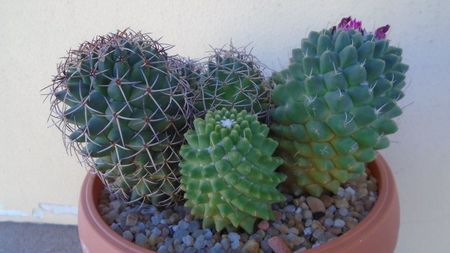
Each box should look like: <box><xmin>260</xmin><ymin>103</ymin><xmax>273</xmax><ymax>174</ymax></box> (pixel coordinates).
<box><xmin>306</xmin><ymin>197</ymin><xmax>326</xmax><ymax>214</ymax></box>
<box><xmin>296</xmin><ymin>222</ymin><xmax>305</xmax><ymax>232</ymax></box>
<box><xmin>125</xmin><ymin>213</ymin><xmax>138</xmax><ymax>227</ymax></box>
<box><xmin>258</xmin><ymin>220</ymin><xmax>270</xmax><ymax>231</ymax></box>
<box><xmin>276</xmin><ymin>224</ymin><xmax>289</xmax><ymax>234</ymax></box>
<box><xmin>213</xmin><ymin>232</ymin><xmax>221</xmax><ymax>241</ymax></box>
<box><xmin>311</xmin><ymin>220</ymin><xmax>325</xmax><ymax>230</ymax></box>
<box><xmin>300</xmin><ymin>203</ymin><xmax>309</xmax><ymax>210</ymax></box>
<box><xmin>303</xmin><ymin>210</ymin><xmax>313</xmax><ymax>219</ymax></box>
<box><xmin>367</xmin><ymin>181</ymin><xmax>377</xmax><ymax>192</ymax></box>
<box><xmin>103</xmin><ymin>209</ymin><xmax>118</xmax><ymax>224</ymax></box>
<box><xmin>274</xmin><ymin>211</ymin><xmax>283</xmax><ymax>221</ymax></box>
<box><xmin>268</xmin><ymin>227</ymin><xmax>280</xmax><ymax>236</ymax></box>
<box><xmin>357</xmin><ymin>188</ymin><xmax>369</xmax><ymax>198</ymax></box>
<box><xmin>335</xmin><ymin>199</ymin><xmax>349</xmax><ymax>209</ymax></box>
<box><xmin>268</xmin><ymin>236</ymin><xmax>292</xmax><ymax>253</ymax></box>
<box><xmin>242</xmin><ymin>239</ymin><xmax>260</xmax><ymax>253</ymax></box>
<box><xmin>320</xmin><ymin>195</ymin><xmax>334</xmax><ymax>208</ymax></box>
<box><xmin>291</xmin><ymin>235</ymin><xmax>305</xmax><ymax>246</ymax></box>
<box><xmin>329</xmin><ymin>227</ymin><xmax>342</xmax><ymax>235</ymax></box>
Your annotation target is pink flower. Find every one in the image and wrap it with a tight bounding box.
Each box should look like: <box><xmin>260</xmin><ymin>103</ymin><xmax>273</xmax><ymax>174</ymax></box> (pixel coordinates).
<box><xmin>375</xmin><ymin>25</ymin><xmax>390</xmax><ymax>39</ymax></box>
<box><xmin>337</xmin><ymin>16</ymin><xmax>363</xmax><ymax>31</ymax></box>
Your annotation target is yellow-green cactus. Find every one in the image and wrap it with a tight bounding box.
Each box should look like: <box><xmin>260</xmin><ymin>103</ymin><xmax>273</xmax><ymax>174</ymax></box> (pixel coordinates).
<box><xmin>270</xmin><ymin>17</ymin><xmax>408</xmax><ymax>197</ymax></box>
<box><xmin>179</xmin><ymin>108</ymin><xmax>286</xmax><ymax>233</ymax></box>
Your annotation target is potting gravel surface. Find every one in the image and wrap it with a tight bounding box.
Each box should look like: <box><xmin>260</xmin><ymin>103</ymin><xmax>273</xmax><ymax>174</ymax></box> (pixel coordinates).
<box><xmin>98</xmin><ymin>173</ymin><xmax>378</xmax><ymax>253</ymax></box>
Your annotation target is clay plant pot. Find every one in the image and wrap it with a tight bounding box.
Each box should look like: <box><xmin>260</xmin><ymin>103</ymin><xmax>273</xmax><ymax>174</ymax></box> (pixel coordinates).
<box><xmin>78</xmin><ymin>154</ymin><xmax>400</xmax><ymax>253</ymax></box>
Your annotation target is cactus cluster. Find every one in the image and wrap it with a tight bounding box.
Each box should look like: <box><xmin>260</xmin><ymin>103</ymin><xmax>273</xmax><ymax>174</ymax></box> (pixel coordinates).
<box><xmin>48</xmin><ymin>18</ymin><xmax>408</xmax><ymax>234</ymax></box>
<box><xmin>179</xmin><ymin>108</ymin><xmax>286</xmax><ymax>233</ymax></box>
<box><xmin>49</xmin><ymin>30</ymin><xmax>191</xmax><ymax>206</ymax></box>
<box><xmin>270</xmin><ymin>18</ymin><xmax>408</xmax><ymax>196</ymax></box>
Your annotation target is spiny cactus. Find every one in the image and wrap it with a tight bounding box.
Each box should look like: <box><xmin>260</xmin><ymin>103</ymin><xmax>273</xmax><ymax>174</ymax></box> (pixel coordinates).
<box><xmin>270</xmin><ymin>18</ymin><xmax>408</xmax><ymax>197</ymax></box>
<box><xmin>191</xmin><ymin>45</ymin><xmax>272</xmax><ymax>121</ymax></box>
<box><xmin>179</xmin><ymin>108</ymin><xmax>286</xmax><ymax>233</ymax></box>
<box><xmin>47</xmin><ymin>30</ymin><xmax>191</xmax><ymax>207</ymax></box>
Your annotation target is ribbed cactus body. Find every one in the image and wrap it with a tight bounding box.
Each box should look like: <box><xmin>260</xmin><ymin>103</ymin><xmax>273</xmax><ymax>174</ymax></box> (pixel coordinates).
<box><xmin>180</xmin><ymin>108</ymin><xmax>286</xmax><ymax>233</ymax></box>
<box><xmin>192</xmin><ymin>46</ymin><xmax>271</xmax><ymax>120</ymax></box>
<box><xmin>271</xmin><ymin>27</ymin><xmax>408</xmax><ymax>196</ymax></box>
<box><xmin>49</xmin><ymin>30</ymin><xmax>191</xmax><ymax>206</ymax></box>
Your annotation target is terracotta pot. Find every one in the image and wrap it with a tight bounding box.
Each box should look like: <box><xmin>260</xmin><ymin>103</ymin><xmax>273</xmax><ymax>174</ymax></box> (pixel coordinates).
<box><xmin>78</xmin><ymin>154</ymin><xmax>400</xmax><ymax>253</ymax></box>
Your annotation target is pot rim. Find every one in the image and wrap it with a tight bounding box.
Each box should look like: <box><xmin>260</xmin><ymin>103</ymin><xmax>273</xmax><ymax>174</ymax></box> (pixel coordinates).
<box><xmin>80</xmin><ymin>154</ymin><xmax>396</xmax><ymax>252</ymax></box>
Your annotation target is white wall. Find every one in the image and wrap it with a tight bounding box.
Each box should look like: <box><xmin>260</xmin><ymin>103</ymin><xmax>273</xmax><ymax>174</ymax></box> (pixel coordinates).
<box><xmin>0</xmin><ymin>0</ymin><xmax>449</xmax><ymax>252</ymax></box>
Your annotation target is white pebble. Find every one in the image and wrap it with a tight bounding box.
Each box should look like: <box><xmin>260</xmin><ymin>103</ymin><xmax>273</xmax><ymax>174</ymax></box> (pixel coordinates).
<box><xmin>182</xmin><ymin>235</ymin><xmax>193</xmax><ymax>246</ymax></box>
<box><xmin>338</xmin><ymin>208</ymin><xmax>349</xmax><ymax>217</ymax></box>
<box><xmin>304</xmin><ymin>227</ymin><xmax>312</xmax><ymax>236</ymax></box>
<box><xmin>345</xmin><ymin>187</ymin><xmax>356</xmax><ymax>196</ymax></box>
<box><xmin>228</xmin><ymin>232</ymin><xmax>240</xmax><ymax>242</ymax></box>
<box><xmin>334</xmin><ymin>219</ymin><xmax>346</xmax><ymax>228</ymax></box>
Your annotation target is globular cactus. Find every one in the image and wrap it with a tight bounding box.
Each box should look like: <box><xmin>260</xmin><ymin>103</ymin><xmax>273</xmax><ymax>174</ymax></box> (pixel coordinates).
<box><xmin>270</xmin><ymin>17</ymin><xmax>409</xmax><ymax>197</ymax></box>
<box><xmin>191</xmin><ymin>45</ymin><xmax>272</xmax><ymax>121</ymax></box>
<box><xmin>48</xmin><ymin>30</ymin><xmax>191</xmax><ymax>207</ymax></box>
<box><xmin>179</xmin><ymin>108</ymin><xmax>286</xmax><ymax>233</ymax></box>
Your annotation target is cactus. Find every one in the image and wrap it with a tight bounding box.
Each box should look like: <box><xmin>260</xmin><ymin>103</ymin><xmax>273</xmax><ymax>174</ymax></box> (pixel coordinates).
<box><xmin>270</xmin><ymin>18</ymin><xmax>409</xmax><ymax>197</ymax></box>
<box><xmin>48</xmin><ymin>30</ymin><xmax>191</xmax><ymax>207</ymax></box>
<box><xmin>191</xmin><ymin>45</ymin><xmax>272</xmax><ymax>121</ymax></box>
<box><xmin>179</xmin><ymin>108</ymin><xmax>286</xmax><ymax>233</ymax></box>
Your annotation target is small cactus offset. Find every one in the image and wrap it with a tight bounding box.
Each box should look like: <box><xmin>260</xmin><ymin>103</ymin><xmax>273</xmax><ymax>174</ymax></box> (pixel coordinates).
<box><xmin>48</xmin><ymin>30</ymin><xmax>191</xmax><ymax>207</ymax></box>
<box><xmin>270</xmin><ymin>17</ymin><xmax>409</xmax><ymax>197</ymax></box>
<box><xmin>179</xmin><ymin>108</ymin><xmax>286</xmax><ymax>233</ymax></box>
<box><xmin>191</xmin><ymin>45</ymin><xmax>272</xmax><ymax>120</ymax></box>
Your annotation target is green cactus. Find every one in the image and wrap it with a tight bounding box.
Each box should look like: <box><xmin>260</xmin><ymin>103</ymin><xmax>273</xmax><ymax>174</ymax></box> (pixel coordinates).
<box><xmin>270</xmin><ymin>18</ymin><xmax>408</xmax><ymax>197</ymax></box>
<box><xmin>191</xmin><ymin>45</ymin><xmax>272</xmax><ymax>121</ymax></box>
<box><xmin>48</xmin><ymin>30</ymin><xmax>191</xmax><ymax>207</ymax></box>
<box><xmin>179</xmin><ymin>108</ymin><xmax>286</xmax><ymax>233</ymax></box>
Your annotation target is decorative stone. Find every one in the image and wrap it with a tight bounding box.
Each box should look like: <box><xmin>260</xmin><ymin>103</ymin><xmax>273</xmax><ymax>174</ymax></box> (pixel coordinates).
<box><xmin>320</xmin><ymin>195</ymin><xmax>334</xmax><ymax>208</ymax></box>
<box><xmin>125</xmin><ymin>213</ymin><xmax>138</xmax><ymax>227</ymax></box>
<box><xmin>333</xmin><ymin>219</ymin><xmax>346</xmax><ymax>228</ymax></box>
<box><xmin>228</xmin><ymin>232</ymin><xmax>240</xmax><ymax>242</ymax></box>
<box><xmin>338</xmin><ymin>208</ymin><xmax>349</xmax><ymax>217</ymax></box>
<box><xmin>182</xmin><ymin>235</ymin><xmax>194</xmax><ymax>246</ymax></box>
<box><xmin>122</xmin><ymin>230</ymin><xmax>134</xmax><ymax>241</ymax></box>
<box><xmin>242</xmin><ymin>239</ymin><xmax>260</xmax><ymax>253</ymax></box>
<box><xmin>335</xmin><ymin>199</ymin><xmax>349</xmax><ymax>209</ymax></box>
<box><xmin>288</xmin><ymin>227</ymin><xmax>299</xmax><ymax>235</ymax></box>
<box><xmin>135</xmin><ymin>233</ymin><xmax>147</xmax><ymax>246</ymax></box>
<box><xmin>268</xmin><ymin>236</ymin><xmax>292</xmax><ymax>253</ymax></box>
<box><xmin>303</xmin><ymin>210</ymin><xmax>313</xmax><ymax>219</ymax></box>
<box><xmin>275</xmin><ymin>224</ymin><xmax>289</xmax><ymax>234</ymax></box>
<box><xmin>258</xmin><ymin>220</ymin><xmax>270</xmax><ymax>231</ymax></box>
<box><xmin>306</xmin><ymin>197</ymin><xmax>326</xmax><ymax>214</ymax></box>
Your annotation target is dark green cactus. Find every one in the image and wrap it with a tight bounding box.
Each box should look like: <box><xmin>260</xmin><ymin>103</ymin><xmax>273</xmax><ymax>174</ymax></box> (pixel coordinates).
<box><xmin>191</xmin><ymin>45</ymin><xmax>272</xmax><ymax>121</ymax></box>
<box><xmin>179</xmin><ymin>108</ymin><xmax>286</xmax><ymax>233</ymax></box>
<box><xmin>270</xmin><ymin>18</ymin><xmax>408</xmax><ymax>197</ymax></box>
<box><xmin>48</xmin><ymin>30</ymin><xmax>191</xmax><ymax>207</ymax></box>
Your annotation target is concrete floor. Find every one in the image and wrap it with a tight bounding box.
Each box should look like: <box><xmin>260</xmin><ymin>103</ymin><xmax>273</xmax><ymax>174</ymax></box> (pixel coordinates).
<box><xmin>0</xmin><ymin>222</ymin><xmax>82</xmax><ymax>253</ymax></box>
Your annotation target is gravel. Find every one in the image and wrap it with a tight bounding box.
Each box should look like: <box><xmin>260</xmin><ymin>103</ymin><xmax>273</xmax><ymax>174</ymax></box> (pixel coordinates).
<box><xmin>98</xmin><ymin>172</ymin><xmax>378</xmax><ymax>252</ymax></box>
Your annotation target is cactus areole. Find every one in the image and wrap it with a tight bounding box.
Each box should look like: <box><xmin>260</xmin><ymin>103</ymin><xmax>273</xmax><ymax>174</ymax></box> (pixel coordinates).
<box><xmin>270</xmin><ymin>17</ymin><xmax>408</xmax><ymax>197</ymax></box>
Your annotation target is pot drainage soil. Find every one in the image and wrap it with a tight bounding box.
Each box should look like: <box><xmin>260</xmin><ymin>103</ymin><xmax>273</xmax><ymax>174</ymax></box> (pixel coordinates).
<box><xmin>98</xmin><ymin>171</ymin><xmax>377</xmax><ymax>253</ymax></box>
